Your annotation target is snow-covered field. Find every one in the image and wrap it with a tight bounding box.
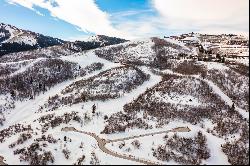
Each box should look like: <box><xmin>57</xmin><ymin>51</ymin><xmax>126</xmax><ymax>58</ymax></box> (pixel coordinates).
<box><xmin>0</xmin><ymin>35</ymin><xmax>249</xmax><ymax>165</ymax></box>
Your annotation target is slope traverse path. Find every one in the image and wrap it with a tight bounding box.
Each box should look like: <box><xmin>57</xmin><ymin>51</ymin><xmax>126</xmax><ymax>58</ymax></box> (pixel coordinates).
<box><xmin>200</xmin><ymin>78</ymin><xmax>249</xmax><ymax>119</ymax></box>
<box><xmin>62</xmin><ymin>127</ymin><xmax>191</xmax><ymax>165</ymax></box>
<box><xmin>9</xmin><ymin>58</ymin><xmax>46</xmax><ymax>77</ymax></box>
<box><xmin>160</xmin><ymin>69</ymin><xmax>249</xmax><ymax>120</ymax></box>
<box><xmin>4</xmin><ymin>65</ymin><xmax>114</xmax><ymax>127</ymax></box>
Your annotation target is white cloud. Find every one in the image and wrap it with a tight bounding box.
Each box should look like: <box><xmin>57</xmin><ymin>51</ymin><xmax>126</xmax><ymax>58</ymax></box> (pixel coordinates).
<box><xmin>7</xmin><ymin>0</ymin><xmax>34</xmax><ymax>10</ymax></box>
<box><xmin>110</xmin><ymin>9</ymin><xmax>154</xmax><ymax>18</ymax></box>
<box><xmin>6</xmin><ymin>0</ymin><xmax>249</xmax><ymax>39</ymax></box>
<box><xmin>6</xmin><ymin>0</ymin><xmax>127</xmax><ymax>38</ymax></box>
<box><xmin>7</xmin><ymin>0</ymin><xmax>44</xmax><ymax>16</ymax></box>
<box><xmin>152</xmin><ymin>0</ymin><xmax>249</xmax><ymax>35</ymax></box>
<box><xmin>114</xmin><ymin>16</ymin><xmax>167</xmax><ymax>39</ymax></box>
<box><xmin>110</xmin><ymin>9</ymin><xmax>166</xmax><ymax>39</ymax></box>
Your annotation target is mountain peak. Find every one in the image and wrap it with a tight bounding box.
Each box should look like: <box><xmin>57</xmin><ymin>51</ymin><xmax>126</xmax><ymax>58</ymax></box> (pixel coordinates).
<box><xmin>0</xmin><ymin>22</ymin><xmax>65</xmax><ymax>56</ymax></box>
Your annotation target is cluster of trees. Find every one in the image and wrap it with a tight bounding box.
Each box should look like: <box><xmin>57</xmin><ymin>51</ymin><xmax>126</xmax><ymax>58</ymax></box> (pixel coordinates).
<box><xmin>0</xmin><ymin>64</ymin><xmax>19</xmax><ymax>78</ymax></box>
<box><xmin>79</xmin><ymin>62</ymin><xmax>104</xmax><ymax>77</ymax></box>
<box><xmin>173</xmin><ymin>60</ymin><xmax>207</xmax><ymax>75</ymax></box>
<box><xmin>0</xmin><ymin>42</ymin><xmax>37</xmax><ymax>57</ymax></box>
<box><xmin>103</xmin><ymin>73</ymin><xmax>248</xmax><ymax>142</ymax></box>
<box><xmin>43</xmin><ymin>66</ymin><xmax>149</xmax><ymax>112</ymax></box>
<box><xmin>151</xmin><ymin>37</ymin><xmax>190</xmax><ymax>69</ymax></box>
<box><xmin>221</xmin><ymin>122</ymin><xmax>249</xmax><ymax>165</ymax></box>
<box><xmin>13</xmin><ymin>142</ymin><xmax>55</xmax><ymax>165</ymax></box>
<box><xmin>0</xmin><ymin>94</ymin><xmax>14</xmax><ymax>126</ymax></box>
<box><xmin>0</xmin><ymin>61</ymin><xmax>31</xmax><ymax>78</ymax></box>
<box><xmin>62</xmin><ymin>148</ymin><xmax>71</xmax><ymax>160</ymax></box>
<box><xmin>0</xmin><ymin>50</ymin><xmax>46</xmax><ymax>63</ymax></box>
<box><xmin>206</xmin><ymin>68</ymin><xmax>249</xmax><ymax>110</ymax></box>
<box><xmin>0</xmin><ymin>111</ymin><xmax>5</xmax><ymax>126</ymax></box>
<box><xmin>9</xmin><ymin>133</ymin><xmax>32</xmax><ymax>148</ymax></box>
<box><xmin>0</xmin><ymin>58</ymin><xmax>80</xmax><ymax>100</ymax></box>
<box><xmin>74</xmin><ymin>35</ymin><xmax>127</xmax><ymax>52</ymax></box>
<box><xmin>226</xmin><ymin>61</ymin><xmax>249</xmax><ymax>76</ymax></box>
<box><xmin>74</xmin><ymin>155</ymin><xmax>86</xmax><ymax>165</ymax></box>
<box><xmin>213</xmin><ymin>111</ymin><xmax>247</xmax><ymax>137</ymax></box>
<box><xmin>0</xmin><ymin>124</ymin><xmax>33</xmax><ymax>143</ymax></box>
<box><xmin>0</xmin><ymin>36</ymin><xmax>64</xmax><ymax>57</ymax></box>
<box><xmin>90</xmin><ymin>152</ymin><xmax>100</xmax><ymax>165</ymax></box>
<box><xmin>153</xmin><ymin>132</ymin><xmax>210</xmax><ymax>165</ymax></box>
<box><xmin>226</xmin><ymin>40</ymin><xmax>248</xmax><ymax>46</ymax></box>
<box><xmin>37</xmin><ymin>111</ymin><xmax>82</xmax><ymax>133</ymax></box>
<box><xmin>11</xmin><ymin>133</ymin><xmax>58</xmax><ymax>164</ymax></box>
<box><xmin>0</xmin><ymin>59</ymin><xmax>105</xmax><ymax>104</ymax></box>
<box><xmin>222</xmin><ymin>140</ymin><xmax>249</xmax><ymax>165</ymax></box>
<box><xmin>151</xmin><ymin>37</ymin><xmax>186</xmax><ymax>52</ymax></box>
<box><xmin>131</xmin><ymin>140</ymin><xmax>141</xmax><ymax>149</ymax></box>
<box><xmin>102</xmin><ymin>111</ymin><xmax>151</xmax><ymax>134</ymax></box>
<box><xmin>35</xmin><ymin>134</ymin><xmax>58</xmax><ymax>144</ymax></box>
<box><xmin>95</xmin><ymin>43</ymin><xmax>134</xmax><ymax>62</ymax></box>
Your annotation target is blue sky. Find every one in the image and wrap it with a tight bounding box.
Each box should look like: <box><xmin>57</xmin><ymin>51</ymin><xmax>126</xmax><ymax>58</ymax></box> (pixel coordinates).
<box><xmin>0</xmin><ymin>0</ymin><xmax>249</xmax><ymax>41</ymax></box>
<box><xmin>96</xmin><ymin>0</ymin><xmax>151</xmax><ymax>13</ymax></box>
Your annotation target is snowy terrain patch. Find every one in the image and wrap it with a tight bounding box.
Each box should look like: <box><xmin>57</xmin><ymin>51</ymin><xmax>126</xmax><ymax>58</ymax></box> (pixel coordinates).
<box><xmin>153</xmin><ymin>92</ymin><xmax>201</xmax><ymax>107</ymax></box>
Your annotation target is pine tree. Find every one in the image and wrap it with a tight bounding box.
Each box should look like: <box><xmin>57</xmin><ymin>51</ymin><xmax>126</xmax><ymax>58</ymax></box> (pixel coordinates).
<box><xmin>92</xmin><ymin>104</ymin><xmax>96</xmax><ymax>114</ymax></box>
<box><xmin>221</xmin><ymin>56</ymin><xmax>225</xmax><ymax>63</ymax></box>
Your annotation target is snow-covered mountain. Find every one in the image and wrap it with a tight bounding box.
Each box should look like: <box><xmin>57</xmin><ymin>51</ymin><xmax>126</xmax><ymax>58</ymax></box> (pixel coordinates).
<box><xmin>94</xmin><ymin>37</ymin><xmax>191</xmax><ymax>69</ymax></box>
<box><xmin>0</xmin><ymin>23</ymin><xmax>129</xmax><ymax>61</ymax></box>
<box><xmin>0</xmin><ymin>26</ymin><xmax>249</xmax><ymax>165</ymax></box>
<box><xmin>84</xmin><ymin>35</ymin><xmax>129</xmax><ymax>46</ymax></box>
<box><xmin>70</xmin><ymin>35</ymin><xmax>128</xmax><ymax>52</ymax></box>
<box><xmin>0</xmin><ymin>23</ymin><xmax>65</xmax><ymax>56</ymax></box>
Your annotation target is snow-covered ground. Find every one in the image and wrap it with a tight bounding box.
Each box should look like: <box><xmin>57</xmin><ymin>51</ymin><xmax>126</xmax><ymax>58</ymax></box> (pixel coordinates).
<box><xmin>0</xmin><ymin>50</ymin><xmax>163</xmax><ymax>165</ymax></box>
<box><xmin>106</xmin><ymin>120</ymin><xmax>230</xmax><ymax>165</ymax></box>
<box><xmin>2</xmin><ymin>52</ymin><xmax>120</xmax><ymax>127</ymax></box>
<box><xmin>153</xmin><ymin>92</ymin><xmax>201</xmax><ymax>107</ymax></box>
<box><xmin>4</xmin><ymin>33</ymin><xmax>37</xmax><ymax>46</ymax></box>
<box><xmin>0</xmin><ymin>36</ymin><xmax>249</xmax><ymax>165</ymax></box>
<box><xmin>227</xmin><ymin>57</ymin><xmax>249</xmax><ymax>66</ymax></box>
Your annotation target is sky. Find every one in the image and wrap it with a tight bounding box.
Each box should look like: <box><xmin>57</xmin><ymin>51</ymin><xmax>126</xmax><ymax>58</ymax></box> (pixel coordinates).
<box><xmin>0</xmin><ymin>0</ymin><xmax>249</xmax><ymax>41</ymax></box>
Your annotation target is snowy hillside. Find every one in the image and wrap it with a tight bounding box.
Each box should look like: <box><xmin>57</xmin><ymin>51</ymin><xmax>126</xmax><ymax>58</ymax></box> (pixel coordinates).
<box><xmin>0</xmin><ymin>23</ymin><xmax>65</xmax><ymax>56</ymax></box>
<box><xmin>0</xmin><ymin>27</ymin><xmax>128</xmax><ymax>62</ymax></box>
<box><xmin>84</xmin><ymin>35</ymin><xmax>128</xmax><ymax>47</ymax></box>
<box><xmin>0</xmin><ymin>30</ymin><xmax>249</xmax><ymax>165</ymax></box>
<box><xmin>95</xmin><ymin>37</ymin><xmax>191</xmax><ymax>69</ymax></box>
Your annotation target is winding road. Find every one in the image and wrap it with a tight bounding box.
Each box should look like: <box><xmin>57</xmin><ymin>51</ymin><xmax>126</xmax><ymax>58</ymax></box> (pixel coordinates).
<box><xmin>62</xmin><ymin>127</ymin><xmax>191</xmax><ymax>165</ymax></box>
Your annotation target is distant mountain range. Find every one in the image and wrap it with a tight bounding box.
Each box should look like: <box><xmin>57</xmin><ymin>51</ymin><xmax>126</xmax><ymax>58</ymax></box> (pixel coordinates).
<box><xmin>0</xmin><ymin>23</ymin><xmax>65</xmax><ymax>56</ymax></box>
<box><xmin>0</xmin><ymin>23</ymin><xmax>128</xmax><ymax>56</ymax></box>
